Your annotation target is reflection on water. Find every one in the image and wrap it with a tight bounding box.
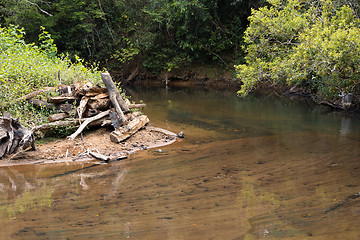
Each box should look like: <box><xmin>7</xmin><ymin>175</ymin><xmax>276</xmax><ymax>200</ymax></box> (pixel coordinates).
<box><xmin>0</xmin><ymin>87</ymin><xmax>359</xmax><ymax>239</ymax></box>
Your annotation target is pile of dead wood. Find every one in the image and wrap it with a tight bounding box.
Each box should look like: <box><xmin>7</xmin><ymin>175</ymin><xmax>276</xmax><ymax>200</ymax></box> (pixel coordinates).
<box><xmin>28</xmin><ymin>72</ymin><xmax>148</xmax><ymax>142</ymax></box>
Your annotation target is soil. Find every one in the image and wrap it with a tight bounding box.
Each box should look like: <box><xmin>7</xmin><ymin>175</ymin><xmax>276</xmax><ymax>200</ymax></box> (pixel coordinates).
<box><xmin>0</xmin><ymin>125</ymin><xmax>178</xmax><ymax>167</ymax></box>
<box><xmin>115</xmin><ymin>64</ymin><xmax>242</xmax><ymax>90</ymax></box>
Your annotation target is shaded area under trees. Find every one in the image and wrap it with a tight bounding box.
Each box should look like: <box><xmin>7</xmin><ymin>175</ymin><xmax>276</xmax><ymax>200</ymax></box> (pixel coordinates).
<box><xmin>0</xmin><ymin>0</ymin><xmax>263</xmax><ymax>72</ymax></box>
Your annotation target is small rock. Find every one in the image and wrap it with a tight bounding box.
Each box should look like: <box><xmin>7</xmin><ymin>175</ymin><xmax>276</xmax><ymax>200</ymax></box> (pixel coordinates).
<box><xmin>156</xmin><ymin>149</ymin><xmax>163</xmax><ymax>153</ymax></box>
<box><xmin>177</xmin><ymin>131</ymin><xmax>184</xmax><ymax>138</ymax></box>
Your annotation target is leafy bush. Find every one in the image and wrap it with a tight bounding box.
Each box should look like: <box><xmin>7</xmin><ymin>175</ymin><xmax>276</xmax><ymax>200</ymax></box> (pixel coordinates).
<box><xmin>236</xmin><ymin>0</ymin><xmax>360</xmax><ymax>100</ymax></box>
<box><xmin>0</xmin><ymin>25</ymin><xmax>102</xmax><ymax>127</ymax></box>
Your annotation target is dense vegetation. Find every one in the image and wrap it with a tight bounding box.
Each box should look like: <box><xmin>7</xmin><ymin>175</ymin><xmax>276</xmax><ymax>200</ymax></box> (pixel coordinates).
<box><xmin>0</xmin><ymin>0</ymin><xmax>260</xmax><ymax>72</ymax></box>
<box><xmin>0</xmin><ymin>25</ymin><xmax>101</xmax><ymax>127</ymax></box>
<box><xmin>236</xmin><ymin>0</ymin><xmax>360</xmax><ymax>101</ymax></box>
<box><xmin>1</xmin><ymin>0</ymin><xmax>360</xmax><ymax>106</ymax></box>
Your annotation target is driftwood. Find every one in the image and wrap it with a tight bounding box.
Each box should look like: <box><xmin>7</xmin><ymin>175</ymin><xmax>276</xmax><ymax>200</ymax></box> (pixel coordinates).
<box><xmin>12</xmin><ymin>72</ymin><xmax>153</xmax><ymax>151</ymax></box>
<box><xmin>89</xmin><ymin>151</ymin><xmax>111</xmax><ymax>161</ymax></box>
<box><xmin>19</xmin><ymin>87</ymin><xmax>56</xmax><ymax>101</ymax></box>
<box><xmin>84</xmin><ymin>109</ymin><xmax>100</xmax><ymax>118</ymax></box>
<box><xmin>146</xmin><ymin>126</ymin><xmax>177</xmax><ymax>138</ymax></box>
<box><xmin>90</xmin><ymin>93</ymin><xmax>109</xmax><ymax>100</ymax></box>
<box><xmin>33</xmin><ymin>115</ymin><xmax>111</xmax><ymax>132</ymax></box>
<box><xmin>88</xmin><ymin>98</ymin><xmax>111</xmax><ymax>111</ymax></box>
<box><xmin>32</xmin><ymin>119</ymin><xmax>79</xmax><ymax>132</ymax></box>
<box><xmin>101</xmin><ymin>72</ymin><xmax>129</xmax><ymax>125</ymax></box>
<box><xmin>28</xmin><ymin>99</ymin><xmax>55</xmax><ymax>109</ymax></box>
<box><xmin>0</xmin><ymin>114</ymin><xmax>35</xmax><ymax>159</ymax></box>
<box><xmin>48</xmin><ymin>112</ymin><xmax>69</xmax><ymax>122</ymax></box>
<box><xmin>85</xmin><ymin>87</ymin><xmax>108</xmax><ymax>97</ymax></box>
<box><xmin>74</xmin><ymin>82</ymin><xmax>94</xmax><ymax>96</ymax></box>
<box><xmin>110</xmin><ymin>115</ymin><xmax>149</xmax><ymax>143</ymax></box>
<box><xmin>49</xmin><ymin>96</ymin><xmax>79</xmax><ymax>104</ymax></box>
<box><xmin>58</xmin><ymin>85</ymin><xmax>73</xmax><ymax>95</ymax></box>
<box><xmin>77</xmin><ymin>96</ymin><xmax>89</xmax><ymax>120</ymax></box>
<box><xmin>25</xmin><ymin>72</ymin><xmax>146</xmax><ymax>136</ymax></box>
<box><xmin>67</xmin><ymin>110</ymin><xmax>111</xmax><ymax>140</ymax></box>
<box><xmin>129</xmin><ymin>103</ymin><xmax>146</xmax><ymax>109</ymax></box>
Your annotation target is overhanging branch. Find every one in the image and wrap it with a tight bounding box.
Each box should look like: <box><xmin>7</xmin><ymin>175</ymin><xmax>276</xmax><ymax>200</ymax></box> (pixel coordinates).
<box><xmin>24</xmin><ymin>0</ymin><xmax>53</xmax><ymax>16</ymax></box>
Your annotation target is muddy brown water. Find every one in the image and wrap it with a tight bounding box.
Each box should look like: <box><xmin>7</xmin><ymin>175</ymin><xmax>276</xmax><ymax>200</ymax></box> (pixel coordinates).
<box><xmin>1</xmin><ymin>88</ymin><xmax>360</xmax><ymax>239</ymax></box>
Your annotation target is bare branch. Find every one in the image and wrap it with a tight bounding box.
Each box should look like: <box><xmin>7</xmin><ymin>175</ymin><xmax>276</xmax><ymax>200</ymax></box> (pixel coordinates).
<box><xmin>24</xmin><ymin>0</ymin><xmax>53</xmax><ymax>16</ymax></box>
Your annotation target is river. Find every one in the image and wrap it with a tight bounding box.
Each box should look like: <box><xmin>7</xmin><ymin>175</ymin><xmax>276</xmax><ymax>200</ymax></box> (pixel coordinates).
<box><xmin>0</xmin><ymin>87</ymin><xmax>359</xmax><ymax>239</ymax></box>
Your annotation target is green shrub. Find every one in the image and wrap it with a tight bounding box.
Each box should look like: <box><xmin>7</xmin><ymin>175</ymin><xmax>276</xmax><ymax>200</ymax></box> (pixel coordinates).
<box><xmin>236</xmin><ymin>0</ymin><xmax>360</xmax><ymax>100</ymax></box>
<box><xmin>0</xmin><ymin>25</ymin><xmax>102</xmax><ymax>128</ymax></box>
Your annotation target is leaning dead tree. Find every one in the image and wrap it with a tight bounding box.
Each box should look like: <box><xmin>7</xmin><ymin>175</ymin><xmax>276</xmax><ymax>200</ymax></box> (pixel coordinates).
<box><xmin>0</xmin><ymin>113</ymin><xmax>35</xmax><ymax>159</ymax></box>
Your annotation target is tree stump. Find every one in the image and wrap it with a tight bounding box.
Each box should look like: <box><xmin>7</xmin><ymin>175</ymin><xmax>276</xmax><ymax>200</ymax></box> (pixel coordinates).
<box><xmin>0</xmin><ymin>114</ymin><xmax>35</xmax><ymax>159</ymax></box>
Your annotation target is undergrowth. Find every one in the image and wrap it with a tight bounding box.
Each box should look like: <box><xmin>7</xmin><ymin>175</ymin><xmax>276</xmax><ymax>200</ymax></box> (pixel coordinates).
<box><xmin>0</xmin><ymin>25</ymin><xmax>103</xmax><ymax>128</ymax></box>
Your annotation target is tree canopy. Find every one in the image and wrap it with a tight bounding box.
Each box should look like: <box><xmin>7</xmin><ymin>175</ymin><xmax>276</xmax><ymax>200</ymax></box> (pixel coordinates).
<box><xmin>0</xmin><ymin>0</ymin><xmax>260</xmax><ymax>72</ymax></box>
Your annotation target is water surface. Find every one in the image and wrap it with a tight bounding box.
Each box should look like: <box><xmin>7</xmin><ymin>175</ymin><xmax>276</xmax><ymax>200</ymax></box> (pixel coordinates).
<box><xmin>1</xmin><ymin>87</ymin><xmax>359</xmax><ymax>239</ymax></box>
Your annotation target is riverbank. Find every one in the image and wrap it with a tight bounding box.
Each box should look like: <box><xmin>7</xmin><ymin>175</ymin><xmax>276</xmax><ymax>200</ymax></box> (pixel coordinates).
<box><xmin>0</xmin><ymin>125</ymin><xmax>179</xmax><ymax>167</ymax></box>
<box><xmin>117</xmin><ymin>65</ymin><xmax>360</xmax><ymax>115</ymax></box>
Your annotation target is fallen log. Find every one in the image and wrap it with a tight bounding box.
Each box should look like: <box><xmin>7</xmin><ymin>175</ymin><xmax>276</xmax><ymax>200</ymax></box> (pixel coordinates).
<box><xmin>112</xmin><ymin>155</ymin><xmax>128</xmax><ymax>161</ymax></box>
<box><xmin>110</xmin><ymin>115</ymin><xmax>149</xmax><ymax>143</ymax></box>
<box><xmin>83</xmin><ymin>109</ymin><xmax>99</xmax><ymax>118</ymax></box>
<box><xmin>74</xmin><ymin>82</ymin><xmax>93</xmax><ymax>96</ymax></box>
<box><xmin>77</xmin><ymin>96</ymin><xmax>89</xmax><ymax>120</ymax></box>
<box><xmin>56</xmin><ymin>103</ymin><xmax>76</xmax><ymax>113</ymax></box>
<box><xmin>85</xmin><ymin>87</ymin><xmax>108</xmax><ymax>97</ymax></box>
<box><xmin>33</xmin><ymin>115</ymin><xmax>111</xmax><ymax>132</ymax></box>
<box><xmin>48</xmin><ymin>96</ymin><xmax>79</xmax><ymax>104</ymax></box>
<box><xmin>146</xmin><ymin>126</ymin><xmax>177</xmax><ymax>138</ymax></box>
<box><xmin>48</xmin><ymin>112</ymin><xmax>69</xmax><ymax>122</ymax></box>
<box><xmin>28</xmin><ymin>99</ymin><xmax>55</xmax><ymax>109</ymax></box>
<box><xmin>89</xmin><ymin>151</ymin><xmax>111</xmax><ymax>161</ymax></box>
<box><xmin>128</xmin><ymin>103</ymin><xmax>147</xmax><ymax>109</ymax></box>
<box><xmin>88</xmin><ymin>98</ymin><xmax>111</xmax><ymax>111</ymax></box>
<box><xmin>67</xmin><ymin>110</ymin><xmax>111</xmax><ymax>140</ymax></box>
<box><xmin>88</xmin><ymin>116</ymin><xmax>111</xmax><ymax>128</ymax></box>
<box><xmin>32</xmin><ymin>119</ymin><xmax>79</xmax><ymax>132</ymax></box>
<box><xmin>90</xmin><ymin>93</ymin><xmax>109</xmax><ymax>100</ymax></box>
<box><xmin>101</xmin><ymin>72</ymin><xmax>129</xmax><ymax>125</ymax></box>
<box><xmin>19</xmin><ymin>87</ymin><xmax>56</xmax><ymax>101</ymax></box>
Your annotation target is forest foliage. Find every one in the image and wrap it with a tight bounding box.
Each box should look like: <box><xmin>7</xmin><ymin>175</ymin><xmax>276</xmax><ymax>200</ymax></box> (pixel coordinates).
<box><xmin>0</xmin><ymin>0</ymin><xmax>260</xmax><ymax>72</ymax></box>
<box><xmin>236</xmin><ymin>0</ymin><xmax>360</xmax><ymax>100</ymax></box>
<box><xmin>1</xmin><ymin>0</ymin><xmax>360</xmax><ymax>102</ymax></box>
